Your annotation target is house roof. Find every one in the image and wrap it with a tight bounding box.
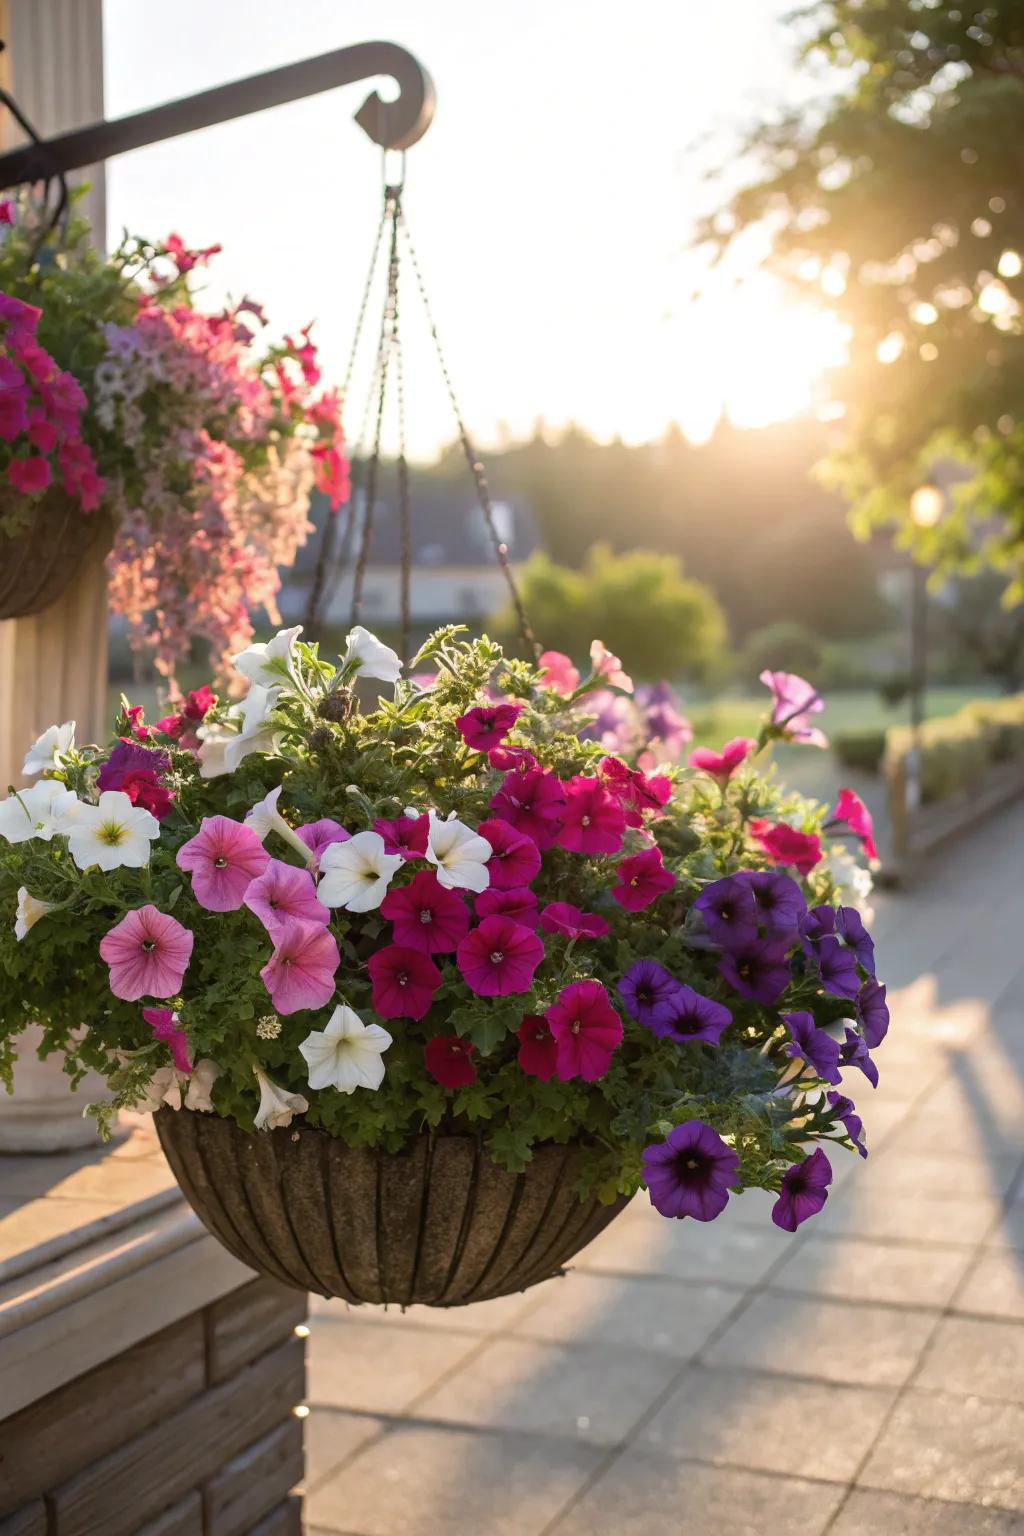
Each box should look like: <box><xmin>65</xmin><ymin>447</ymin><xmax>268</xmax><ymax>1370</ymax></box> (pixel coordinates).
<box><xmin>294</xmin><ymin>485</ymin><xmax>541</xmax><ymax>573</ymax></box>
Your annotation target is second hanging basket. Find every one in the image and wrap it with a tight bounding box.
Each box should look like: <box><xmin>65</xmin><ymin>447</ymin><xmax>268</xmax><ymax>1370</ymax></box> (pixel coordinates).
<box><xmin>0</xmin><ymin>490</ymin><xmax>109</xmax><ymax>620</ymax></box>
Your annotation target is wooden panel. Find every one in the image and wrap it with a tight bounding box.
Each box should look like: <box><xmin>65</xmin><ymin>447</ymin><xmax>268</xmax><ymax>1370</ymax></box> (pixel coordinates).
<box><xmin>248</xmin><ymin>1496</ymin><xmax>304</xmax><ymax>1536</ymax></box>
<box><xmin>0</xmin><ymin>1315</ymin><xmax>205</xmax><ymax>1513</ymax></box>
<box><xmin>0</xmin><ymin>1503</ymin><xmax>46</xmax><ymax>1536</ymax></box>
<box><xmin>206</xmin><ymin>1278</ymin><xmax>308</xmax><ymax>1385</ymax></box>
<box><xmin>50</xmin><ymin>1338</ymin><xmax>305</xmax><ymax>1536</ymax></box>
<box><xmin>203</xmin><ymin>1417</ymin><xmax>304</xmax><ymax>1536</ymax></box>
<box><xmin>133</xmin><ymin>1490</ymin><xmax>203</xmax><ymax>1536</ymax></box>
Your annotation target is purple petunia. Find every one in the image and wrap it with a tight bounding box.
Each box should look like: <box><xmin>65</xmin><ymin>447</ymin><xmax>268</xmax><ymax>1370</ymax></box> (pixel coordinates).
<box><xmin>782</xmin><ymin>1011</ymin><xmax>842</xmax><ymax>1085</ymax></box>
<box><xmin>836</xmin><ymin>907</ymin><xmax>876</xmax><ymax>975</ymax></box>
<box><xmin>647</xmin><ymin>985</ymin><xmax>732</xmax><ymax>1046</ymax></box>
<box><xmin>97</xmin><ymin>738</ymin><xmax>171</xmax><ymax>791</ymax></box>
<box><xmin>840</xmin><ymin>1025</ymin><xmax>879</xmax><ymax>1088</ymax></box>
<box><xmin>618</xmin><ymin>959</ymin><xmax>684</xmax><ymax>1029</ymax></box>
<box><xmin>827</xmin><ymin>1091</ymin><xmax>868</xmax><ymax>1158</ymax></box>
<box><xmin>694</xmin><ymin>876</ymin><xmax>759</xmax><ymax>950</ymax></box>
<box><xmin>857</xmin><ymin>977</ymin><xmax>890</xmax><ymax>1049</ymax></box>
<box><xmin>719</xmin><ymin>939</ymin><xmax>791</xmax><ymax>1005</ymax></box>
<box><xmin>772</xmin><ymin>1147</ymin><xmax>833</xmax><ymax>1231</ymax></box>
<box><xmin>736</xmin><ymin>869</ymin><xmax>806</xmax><ymax>941</ymax></box>
<box><xmin>642</xmin><ymin>1120</ymin><xmax>740</xmax><ymax>1222</ymax></box>
<box><xmin>816</xmin><ymin>937</ymin><xmax>862</xmax><ymax>1001</ymax></box>
<box><xmin>800</xmin><ymin>903</ymin><xmax>836</xmax><ymax>954</ymax></box>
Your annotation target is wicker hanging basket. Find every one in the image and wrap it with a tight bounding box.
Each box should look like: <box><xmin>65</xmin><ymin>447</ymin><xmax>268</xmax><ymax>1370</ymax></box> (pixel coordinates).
<box><xmin>155</xmin><ymin>1108</ymin><xmax>632</xmax><ymax>1306</ymax></box>
<box><xmin>0</xmin><ymin>489</ymin><xmax>109</xmax><ymax>621</ymax></box>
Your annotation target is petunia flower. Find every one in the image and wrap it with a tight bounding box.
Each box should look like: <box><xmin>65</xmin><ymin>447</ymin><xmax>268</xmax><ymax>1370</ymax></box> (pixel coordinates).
<box><xmin>589</xmin><ymin>639</ymin><xmax>633</xmax><ymax>693</ymax></box>
<box><xmin>380</xmin><ymin>870</ymin><xmax>470</xmax><ymax>953</ymax></box>
<box><xmin>816</xmin><ymin>937</ymin><xmax>861</xmax><ymax>1001</ymax></box>
<box><xmin>599</xmin><ymin>756</ymin><xmax>672</xmax><ymax>827</ymax></box>
<box><xmin>96</xmin><ymin>739</ymin><xmax>171</xmax><ymax>793</ymax></box>
<box><xmin>488</xmin><ymin>744</ymin><xmax>538</xmax><ymax>773</ymax></box>
<box><xmin>245</xmin><ymin>859</ymin><xmax>329</xmax><ymax>940</ymax></box>
<box><xmin>260</xmin><ymin>919</ymin><xmax>340</xmax><ymax>1015</ymax></box>
<box><xmin>372</xmin><ymin>812</ymin><xmax>429</xmax><ymax>860</ymax></box>
<box><xmin>299</xmin><ymin>1004</ymin><xmax>392</xmax><ymax>1093</ymax></box>
<box><xmin>642</xmin><ymin>1120</ymin><xmax>740</xmax><ymax>1221</ymax></box>
<box><xmin>224</xmin><ymin>685</ymin><xmax>281</xmax><ymax>771</ymax></box>
<box><xmin>424</xmin><ymin>1035</ymin><xmax>477</xmax><ymax>1089</ymax></box>
<box><xmin>694</xmin><ymin>875</ymin><xmax>759</xmax><ymax>948</ymax></box>
<box><xmin>142</xmin><ymin>1006</ymin><xmax>192</xmax><ymax>1074</ymax></box>
<box><xmin>840</xmin><ymin>1025</ymin><xmax>879</xmax><ymax>1088</ymax></box>
<box><xmin>489</xmin><ymin>767</ymin><xmax>566</xmax><ymax>850</ymax></box>
<box><xmin>318</xmin><ymin>829</ymin><xmax>405</xmax><ymax>911</ymax></box>
<box><xmin>22</xmin><ymin>720</ymin><xmax>76</xmax><ymax>775</ymax></box>
<box><xmin>253</xmin><ymin>1067</ymin><xmax>309</xmax><ymax>1130</ymax></box>
<box><xmin>135</xmin><ymin>1065</ymin><xmax>187</xmax><ymax>1113</ymax></box>
<box><xmin>516</xmin><ymin>1014</ymin><xmax>559</xmax><ymax>1080</ymax></box>
<box><xmin>14</xmin><ymin>887</ymin><xmax>58</xmax><ymax>941</ymax></box>
<box><xmin>800</xmin><ymin>903</ymin><xmax>836</xmax><ymax>954</ymax></box>
<box><xmin>749</xmin><ymin>818</ymin><xmax>822</xmax><ymax>875</ymax></box>
<box><xmin>539</xmin><ymin>902</ymin><xmax>609</xmax><ymax>940</ymax></box>
<box><xmin>245</xmin><ymin>786</ymin><xmax>316</xmax><ymax>866</ymax></box>
<box><xmin>456</xmin><ymin>702</ymin><xmax>524</xmax><ymax>752</ymax></box>
<box><xmin>177</xmin><ymin>816</ymin><xmax>271</xmax><ymax>911</ymax></box>
<box><xmin>296</xmin><ymin>818</ymin><xmax>351</xmax><ymax>869</ymax></box>
<box><xmin>827</xmin><ymin>1091</ymin><xmax>867</xmax><ymax>1158</ymax></box>
<box><xmin>760</xmin><ymin>670</ymin><xmax>828</xmax><ymax>749</ymax></box>
<box><xmin>68</xmin><ymin>791</ymin><xmax>161</xmax><ymax>872</ymax></box>
<box><xmin>537</xmin><ymin>650</ymin><xmax>580</xmax><ymax>695</ymax></box>
<box><xmin>0</xmin><ymin>780</ymin><xmax>78</xmax><ymax>844</ymax></box>
<box><xmin>233</xmin><ymin>625</ymin><xmax>303</xmax><ymax>689</ymax></box>
<box><xmin>688</xmin><ymin>737</ymin><xmax>757</xmax><ymax>782</ymax></box>
<box><xmin>772</xmin><ymin>1148</ymin><xmax>833</xmax><ymax>1231</ymax></box>
<box><xmin>477</xmin><ymin>886</ymin><xmax>539</xmax><ymax>927</ymax></box>
<box><xmin>734</xmin><ymin>870</ymin><xmax>806</xmax><ymax>942</ymax></box>
<box><xmin>476</xmin><ymin>818</ymin><xmax>541</xmax><ymax>890</ymax></box>
<box><xmin>611</xmin><ymin>847</ymin><xmax>675</xmax><ymax>912</ymax></box>
<box><xmin>341</xmin><ymin>624</ymin><xmax>402</xmax><ymax>684</ymax></box>
<box><xmin>196</xmin><ymin>722</ymin><xmax>236</xmax><ymax>779</ymax></box>
<box><xmin>425</xmin><ymin>813</ymin><xmax>492</xmax><ymax>892</ymax></box>
<box><xmin>100</xmin><ymin>905</ymin><xmax>194</xmax><ymax>1000</ymax></box>
<box><xmin>857</xmin><ymin>977</ymin><xmax>889</xmax><ymax>1048</ymax></box>
<box><xmin>618</xmin><ymin>959</ymin><xmax>684</xmax><ymax>1028</ymax></box>
<box><xmin>116</xmin><ymin>770</ymin><xmax>175</xmax><ymax>821</ymax></box>
<box><xmin>185</xmin><ymin>1058</ymin><xmax>221</xmax><ymax>1113</ymax></box>
<box><xmin>456</xmin><ymin>915</ymin><xmax>544</xmax><ymax>997</ymax></box>
<box><xmin>782</xmin><ymin>1010</ymin><xmax>842</xmax><ymax>1085</ymax></box>
<box><xmin>831</xmin><ymin>788</ymin><xmax>879</xmax><ymax>862</ymax></box>
<box><xmin>650</xmin><ymin>985</ymin><xmax>732</xmax><ymax>1046</ymax></box>
<box><xmin>547</xmin><ymin>979</ymin><xmax>623</xmax><ymax>1081</ymax></box>
<box><xmin>719</xmin><ymin>940</ymin><xmax>791</xmax><ymax>1005</ymax></box>
<box><xmin>367</xmin><ymin>944</ymin><xmax>441</xmax><ymax>1020</ymax></box>
<box><xmin>835</xmin><ymin>907</ymin><xmax>876</xmax><ymax>975</ymax></box>
<box><xmin>556</xmin><ymin>775</ymin><xmax>626</xmax><ymax>855</ymax></box>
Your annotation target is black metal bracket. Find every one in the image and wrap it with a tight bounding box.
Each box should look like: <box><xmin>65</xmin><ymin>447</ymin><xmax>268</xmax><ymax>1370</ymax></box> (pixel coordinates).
<box><xmin>0</xmin><ymin>39</ymin><xmax>435</xmax><ymax>188</ymax></box>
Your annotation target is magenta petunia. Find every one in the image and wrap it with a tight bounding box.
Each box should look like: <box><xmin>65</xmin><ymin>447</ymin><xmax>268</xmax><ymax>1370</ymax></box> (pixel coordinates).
<box><xmin>556</xmin><ymin>774</ymin><xmax>626</xmax><ymax>855</ymax></box>
<box><xmin>688</xmin><ymin>737</ymin><xmax>757</xmax><ymax>783</ymax></box>
<box><xmin>476</xmin><ymin>818</ymin><xmax>542</xmax><ymax>889</ymax></box>
<box><xmin>517</xmin><ymin>1014</ymin><xmax>558</xmax><ymax>1080</ymax></box>
<box><xmin>539</xmin><ymin>902</ymin><xmax>609</xmax><ymax>940</ymax></box>
<box><xmin>367</xmin><ymin>944</ymin><xmax>442</xmax><ymax>1020</ymax></box>
<box><xmin>424</xmin><ymin>1035</ymin><xmax>477</xmax><ymax>1089</ymax></box>
<box><xmin>244</xmin><ymin>858</ymin><xmax>329</xmax><ymax>941</ymax></box>
<box><xmin>477</xmin><ymin>886</ymin><xmax>540</xmax><ymax>927</ymax></box>
<box><xmin>373</xmin><ymin>813</ymin><xmax>429</xmax><ymax>860</ymax></box>
<box><xmin>259</xmin><ymin>918</ymin><xmax>340</xmax><ymax>1015</ymax></box>
<box><xmin>380</xmin><ymin>870</ymin><xmax>470</xmax><ymax>953</ymax></box>
<box><xmin>456</xmin><ymin>915</ymin><xmax>545</xmax><ymax>997</ymax></box>
<box><xmin>537</xmin><ymin>650</ymin><xmax>580</xmax><ymax>695</ymax></box>
<box><xmin>749</xmin><ymin>818</ymin><xmax>822</xmax><ymax>876</ymax></box>
<box><xmin>488</xmin><ymin>744</ymin><xmax>538</xmax><ymax>773</ymax></box>
<box><xmin>611</xmin><ymin>847</ymin><xmax>675</xmax><ymax>911</ymax></box>
<box><xmin>97</xmin><ymin>739</ymin><xmax>172</xmax><ymax>792</ymax></box>
<box><xmin>831</xmin><ymin>788</ymin><xmax>879</xmax><ymax>862</ymax></box>
<box><xmin>489</xmin><ymin>767</ymin><xmax>566</xmax><ymax>850</ymax></box>
<box><xmin>599</xmin><ymin>756</ymin><xmax>672</xmax><ymax>828</ymax></box>
<box><xmin>296</xmin><ymin>818</ymin><xmax>351</xmax><ymax>868</ymax></box>
<box><xmin>100</xmin><ymin>905</ymin><xmax>194</xmax><ymax>1001</ymax></box>
<box><xmin>546</xmin><ymin>980</ymin><xmax>623</xmax><ymax>1081</ymax></box>
<box><xmin>456</xmin><ymin>701</ymin><xmax>524</xmax><ymax>752</ymax></box>
<box><xmin>142</xmin><ymin>1006</ymin><xmax>192</xmax><ymax>1074</ymax></box>
<box><xmin>176</xmin><ymin>815</ymin><xmax>271</xmax><ymax>911</ymax></box>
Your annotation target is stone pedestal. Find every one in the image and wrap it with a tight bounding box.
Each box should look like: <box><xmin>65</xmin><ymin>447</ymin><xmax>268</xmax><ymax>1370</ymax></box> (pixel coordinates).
<box><xmin>0</xmin><ymin>1026</ymin><xmax>116</xmax><ymax>1154</ymax></box>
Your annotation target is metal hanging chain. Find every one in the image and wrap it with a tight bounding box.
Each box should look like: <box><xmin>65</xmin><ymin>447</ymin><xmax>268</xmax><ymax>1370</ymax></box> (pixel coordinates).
<box><xmin>395</xmin><ymin>328</ymin><xmax>412</xmax><ymax>665</ymax></box>
<box><xmin>398</xmin><ymin>213</ymin><xmax>539</xmax><ymax>658</ymax></box>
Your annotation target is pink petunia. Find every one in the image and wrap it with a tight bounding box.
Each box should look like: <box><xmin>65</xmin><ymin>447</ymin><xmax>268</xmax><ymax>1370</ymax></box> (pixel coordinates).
<box><xmin>119</xmin><ymin>769</ymin><xmax>175</xmax><ymax>821</ymax></box>
<box><xmin>456</xmin><ymin>702</ymin><xmax>524</xmax><ymax>752</ymax></box>
<box><xmin>599</xmin><ymin>756</ymin><xmax>672</xmax><ymax>828</ymax></box>
<box><xmin>380</xmin><ymin>870</ymin><xmax>470</xmax><ymax>953</ymax></box>
<box><xmin>8</xmin><ymin>455</ymin><xmax>51</xmax><ymax>495</ymax></box>
<box><xmin>537</xmin><ymin>650</ymin><xmax>580</xmax><ymax>696</ymax></box>
<box><xmin>539</xmin><ymin>902</ymin><xmax>609</xmax><ymax>940</ymax></box>
<box><xmin>589</xmin><ymin>640</ymin><xmax>633</xmax><ymax>693</ymax></box>
<box><xmin>244</xmin><ymin>858</ymin><xmax>329</xmax><ymax>940</ymax></box>
<box><xmin>367</xmin><ymin>944</ymin><xmax>441</xmax><ymax>1020</ymax></box>
<box><xmin>296</xmin><ymin>818</ymin><xmax>351</xmax><ymax>868</ymax></box>
<box><xmin>749</xmin><ymin>818</ymin><xmax>823</xmax><ymax>876</ymax></box>
<box><xmin>611</xmin><ymin>847</ymin><xmax>676</xmax><ymax>911</ymax></box>
<box><xmin>142</xmin><ymin>1006</ymin><xmax>192</xmax><ymax>1074</ymax></box>
<box><xmin>488</xmin><ymin>744</ymin><xmax>538</xmax><ymax>773</ymax></box>
<box><xmin>688</xmin><ymin>737</ymin><xmax>757</xmax><ymax>783</ymax></box>
<box><xmin>832</xmin><ymin>788</ymin><xmax>879</xmax><ymax>862</ymax></box>
<box><xmin>556</xmin><ymin>774</ymin><xmax>626</xmax><ymax>855</ymax></box>
<box><xmin>489</xmin><ymin>767</ymin><xmax>566</xmax><ymax>850</ymax></box>
<box><xmin>456</xmin><ymin>915</ymin><xmax>545</xmax><ymax>997</ymax></box>
<box><xmin>760</xmin><ymin>670</ymin><xmax>827</xmax><ymax>749</ymax></box>
<box><xmin>476</xmin><ymin>818</ymin><xmax>542</xmax><ymax>889</ymax></box>
<box><xmin>516</xmin><ymin>1014</ymin><xmax>559</xmax><ymax>1080</ymax></box>
<box><xmin>372</xmin><ymin>813</ymin><xmax>429</xmax><ymax>860</ymax></box>
<box><xmin>477</xmin><ymin>886</ymin><xmax>539</xmax><ymax>927</ymax></box>
<box><xmin>424</xmin><ymin>1035</ymin><xmax>477</xmax><ymax>1089</ymax></box>
<box><xmin>260</xmin><ymin>918</ymin><xmax>340</xmax><ymax>1015</ymax></box>
<box><xmin>100</xmin><ymin>905</ymin><xmax>194</xmax><ymax>1001</ymax></box>
<box><xmin>547</xmin><ymin>980</ymin><xmax>623</xmax><ymax>1081</ymax></box>
<box><xmin>177</xmin><ymin>816</ymin><xmax>271</xmax><ymax>911</ymax></box>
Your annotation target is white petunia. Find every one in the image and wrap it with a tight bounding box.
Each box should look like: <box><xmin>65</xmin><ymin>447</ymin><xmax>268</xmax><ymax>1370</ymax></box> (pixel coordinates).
<box><xmin>299</xmin><ymin>1004</ymin><xmax>392</xmax><ymax>1093</ymax></box>
<box><xmin>821</xmin><ymin>847</ymin><xmax>875</xmax><ymax>925</ymax></box>
<box><xmin>136</xmin><ymin>1066</ymin><xmax>186</xmax><ymax>1113</ymax></box>
<box><xmin>425</xmin><ymin>812</ymin><xmax>492</xmax><ymax>892</ymax></box>
<box><xmin>196</xmin><ymin>721</ymin><xmax>235</xmax><ymax>779</ymax></box>
<box><xmin>223</xmin><ymin>685</ymin><xmax>281</xmax><ymax>772</ymax></box>
<box><xmin>185</xmin><ymin>1058</ymin><xmax>221</xmax><ymax>1112</ymax></box>
<box><xmin>233</xmin><ymin>625</ymin><xmax>303</xmax><ymax>690</ymax></box>
<box><xmin>23</xmin><ymin>721</ymin><xmax>76</xmax><ymax>776</ymax></box>
<box><xmin>253</xmin><ymin>1067</ymin><xmax>309</xmax><ymax>1130</ymax></box>
<box><xmin>341</xmin><ymin>625</ymin><xmax>402</xmax><ymax>685</ymax></box>
<box><xmin>0</xmin><ymin>780</ymin><xmax>79</xmax><ymax>844</ymax></box>
<box><xmin>316</xmin><ymin>830</ymin><xmax>403</xmax><ymax>912</ymax></box>
<box><xmin>67</xmin><ymin>790</ymin><xmax>160</xmax><ymax>872</ymax></box>
<box><xmin>15</xmin><ymin>887</ymin><xmax>59</xmax><ymax>941</ymax></box>
<box><xmin>245</xmin><ymin>785</ymin><xmax>315</xmax><ymax>866</ymax></box>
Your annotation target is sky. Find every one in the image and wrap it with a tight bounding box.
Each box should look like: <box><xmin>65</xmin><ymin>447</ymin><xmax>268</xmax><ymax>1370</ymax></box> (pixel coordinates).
<box><xmin>103</xmin><ymin>0</ymin><xmax>843</xmax><ymax>459</ymax></box>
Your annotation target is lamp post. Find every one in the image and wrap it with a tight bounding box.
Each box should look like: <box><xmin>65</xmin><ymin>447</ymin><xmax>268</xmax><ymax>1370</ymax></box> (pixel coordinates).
<box><xmin>904</xmin><ymin>481</ymin><xmax>945</xmax><ymax>812</ymax></box>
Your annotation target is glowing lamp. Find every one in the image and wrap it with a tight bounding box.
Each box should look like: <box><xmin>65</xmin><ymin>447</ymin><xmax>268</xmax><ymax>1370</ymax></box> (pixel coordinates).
<box><xmin>910</xmin><ymin>482</ymin><xmax>944</xmax><ymax>528</ymax></box>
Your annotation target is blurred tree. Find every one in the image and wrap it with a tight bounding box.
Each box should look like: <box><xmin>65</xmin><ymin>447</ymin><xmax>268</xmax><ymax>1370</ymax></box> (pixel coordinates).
<box><xmin>741</xmin><ymin>620</ymin><xmax>825</xmax><ymax>681</ymax></box>
<box><xmin>701</xmin><ymin>2</ymin><xmax>1024</xmax><ymax>598</ymax></box>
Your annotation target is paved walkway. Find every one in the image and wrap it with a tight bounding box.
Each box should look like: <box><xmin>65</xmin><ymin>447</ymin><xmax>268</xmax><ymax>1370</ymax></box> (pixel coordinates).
<box><xmin>305</xmin><ymin>803</ymin><xmax>1024</xmax><ymax>1536</ymax></box>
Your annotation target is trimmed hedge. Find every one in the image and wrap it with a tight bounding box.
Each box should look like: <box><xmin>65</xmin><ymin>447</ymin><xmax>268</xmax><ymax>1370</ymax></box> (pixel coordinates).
<box><xmin>886</xmin><ymin>695</ymin><xmax>1024</xmax><ymax>805</ymax></box>
<box><xmin>834</xmin><ymin>728</ymin><xmax>888</xmax><ymax>774</ymax></box>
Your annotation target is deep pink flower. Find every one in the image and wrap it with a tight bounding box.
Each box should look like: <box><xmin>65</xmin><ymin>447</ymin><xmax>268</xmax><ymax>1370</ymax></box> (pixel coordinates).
<box><xmin>142</xmin><ymin>1007</ymin><xmax>192</xmax><ymax>1074</ymax></box>
<box><xmin>100</xmin><ymin>906</ymin><xmax>194</xmax><ymax>1001</ymax></box>
<box><xmin>537</xmin><ymin>650</ymin><xmax>580</xmax><ymax>695</ymax></box>
<box><xmin>832</xmin><ymin>788</ymin><xmax>879</xmax><ymax>862</ymax></box>
<box><xmin>260</xmin><ymin>918</ymin><xmax>339</xmax><ymax>1015</ymax></box>
<box><xmin>8</xmin><ymin>455</ymin><xmax>51</xmax><ymax>494</ymax></box>
<box><xmin>373</xmin><ymin>813</ymin><xmax>429</xmax><ymax>859</ymax></box>
<box><xmin>760</xmin><ymin>670</ymin><xmax>827</xmax><ymax>748</ymax></box>
<box><xmin>556</xmin><ymin>774</ymin><xmax>626</xmax><ymax>855</ymax></box>
<box><xmin>749</xmin><ymin>819</ymin><xmax>823</xmax><ymax>876</ymax></box>
<box><xmin>424</xmin><ymin>1035</ymin><xmax>477</xmax><ymax>1089</ymax></box>
<box><xmin>0</xmin><ymin>294</ymin><xmax>41</xmax><ymax>335</ymax></box>
<box><xmin>589</xmin><ymin>640</ymin><xmax>633</xmax><ymax>692</ymax></box>
<box><xmin>380</xmin><ymin>870</ymin><xmax>470</xmax><ymax>953</ymax></box>
<box><xmin>0</xmin><ymin>378</ymin><xmax>28</xmax><ymax>442</ymax></box>
<box><xmin>477</xmin><ymin>886</ymin><xmax>539</xmax><ymax>927</ymax></box>
<box><xmin>0</xmin><ymin>200</ymin><xmax>13</xmax><ymax>226</ymax></box>
<box><xmin>539</xmin><ymin>902</ymin><xmax>609</xmax><ymax>940</ymax></box>
<box><xmin>547</xmin><ymin>980</ymin><xmax>623</xmax><ymax>1081</ymax></box>
<box><xmin>98</xmin><ymin>739</ymin><xmax>172</xmax><ymax>792</ymax></box>
<box><xmin>296</xmin><ymin>818</ymin><xmax>351</xmax><ymax>868</ymax></box>
<box><xmin>27</xmin><ymin>412</ymin><xmax>58</xmax><ymax>454</ymax></box>
<box><xmin>456</xmin><ymin>915</ymin><xmax>545</xmax><ymax>997</ymax></box>
<box><xmin>245</xmin><ymin>858</ymin><xmax>329</xmax><ymax>940</ymax></box>
<box><xmin>488</xmin><ymin>744</ymin><xmax>538</xmax><ymax>773</ymax></box>
<box><xmin>183</xmin><ymin>685</ymin><xmax>218</xmax><ymax>721</ymax></box>
<box><xmin>489</xmin><ymin>767</ymin><xmax>566</xmax><ymax>850</ymax></box>
<box><xmin>367</xmin><ymin>944</ymin><xmax>442</xmax><ymax>1020</ymax></box>
<box><xmin>476</xmin><ymin>818</ymin><xmax>542</xmax><ymax>889</ymax></box>
<box><xmin>456</xmin><ymin>701</ymin><xmax>524</xmax><ymax>752</ymax></box>
<box><xmin>517</xmin><ymin>1014</ymin><xmax>558</xmax><ymax>1080</ymax></box>
<box><xmin>689</xmin><ymin>737</ymin><xmax>757</xmax><ymax>783</ymax></box>
<box><xmin>611</xmin><ymin>847</ymin><xmax>675</xmax><ymax>911</ymax></box>
<box><xmin>177</xmin><ymin>816</ymin><xmax>271</xmax><ymax>911</ymax></box>
<box><xmin>119</xmin><ymin>769</ymin><xmax>175</xmax><ymax>821</ymax></box>
<box><xmin>599</xmin><ymin>756</ymin><xmax>672</xmax><ymax>828</ymax></box>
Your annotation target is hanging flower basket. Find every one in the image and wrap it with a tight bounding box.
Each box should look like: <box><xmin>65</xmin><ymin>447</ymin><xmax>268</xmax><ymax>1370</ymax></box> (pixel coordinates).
<box><xmin>156</xmin><ymin>1108</ymin><xmax>630</xmax><ymax>1303</ymax></box>
<box><xmin>0</xmin><ymin>488</ymin><xmax>109</xmax><ymax>621</ymax></box>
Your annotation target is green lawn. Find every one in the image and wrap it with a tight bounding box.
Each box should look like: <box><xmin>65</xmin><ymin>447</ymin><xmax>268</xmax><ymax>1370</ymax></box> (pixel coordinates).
<box><xmin>684</xmin><ymin>685</ymin><xmax>998</xmax><ymax>751</ymax></box>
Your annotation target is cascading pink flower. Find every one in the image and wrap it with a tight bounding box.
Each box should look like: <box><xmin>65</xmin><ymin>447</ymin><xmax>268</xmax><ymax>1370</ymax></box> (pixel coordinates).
<box><xmin>537</xmin><ymin>651</ymin><xmax>580</xmax><ymax>695</ymax></box>
<box><xmin>556</xmin><ymin>775</ymin><xmax>626</xmax><ymax>855</ymax></box>
<box><xmin>372</xmin><ymin>813</ymin><xmax>429</xmax><ymax>860</ymax></box>
<box><xmin>539</xmin><ymin>902</ymin><xmax>609</xmax><ymax>940</ymax></box>
<box><xmin>100</xmin><ymin>905</ymin><xmax>194</xmax><ymax>1000</ymax></box>
<box><xmin>296</xmin><ymin>818</ymin><xmax>351</xmax><ymax>868</ymax></box>
<box><xmin>259</xmin><ymin>917</ymin><xmax>340</xmax><ymax>1015</ymax></box>
<box><xmin>455</xmin><ymin>702</ymin><xmax>524</xmax><ymax>752</ymax></box>
<box><xmin>599</xmin><ymin>756</ymin><xmax>672</xmax><ymax>827</ymax></box>
<box><xmin>367</xmin><ymin>945</ymin><xmax>442</xmax><ymax>1020</ymax></box>
<box><xmin>176</xmin><ymin>815</ymin><xmax>271</xmax><ymax>910</ymax></box>
<box><xmin>244</xmin><ymin>858</ymin><xmax>329</xmax><ymax>940</ymax></box>
<box><xmin>456</xmin><ymin>915</ymin><xmax>544</xmax><ymax>997</ymax></box>
<box><xmin>831</xmin><ymin>788</ymin><xmax>879</xmax><ymax>862</ymax></box>
<box><xmin>476</xmin><ymin>818</ymin><xmax>542</xmax><ymax>889</ymax></box>
<box><xmin>489</xmin><ymin>768</ymin><xmax>566</xmax><ymax>850</ymax></box>
<box><xmin>689</xmin><ymin>737</ymin><xmax>757</xmax><ymax>783</ymax></box>
<box><xmin>589</xmin><ymin>640</ymin><xmax>633</xmax><ymax>693</ymax></box>
<box><xmin>380</xmin><ymin>870</ymin><xmax>470</xmax><ymax>953</ymax></box>
<box><xmin>546</xmin><ymin>980</ymin><xmax>623</xmax><ymax>1081</ymax></box>
<box><xmin>611</xmin><ymin>847</ymin><xmax>676</xmax><ymax>911</ymax></box>
<box><xmin>142</xmin><ymin>1006</ymin><xmax>192</xmax><ymax>1074</ymax></box>
<box><xmin>477</xmin><ymin>886</ymin><xmax>539</xmax><ymax>927</ymax></box>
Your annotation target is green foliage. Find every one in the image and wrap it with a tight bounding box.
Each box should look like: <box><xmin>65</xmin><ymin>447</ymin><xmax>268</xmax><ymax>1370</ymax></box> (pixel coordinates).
<box><xmin>493</xmin><ymin>542</ymin><xmax>729</xmax><ymax>682</ymax></box>
<box><xmin>834</xmin><ymin>727</ymin><xmax>888</xmax><ymax>774</ymax></box>
<box><xmin>886</xmin><ymin>691</ymin><xmax>1024</xmax><ymax>801</ymax></box>
<box><xmin>741</xmin><ymin>622</ymin><xmax>824</xmax><ymax>682</ymax></box>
